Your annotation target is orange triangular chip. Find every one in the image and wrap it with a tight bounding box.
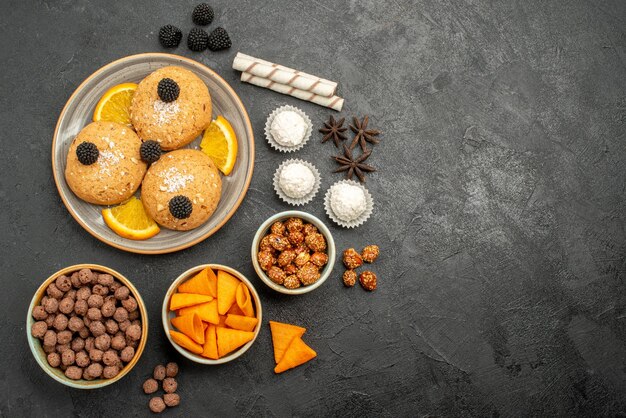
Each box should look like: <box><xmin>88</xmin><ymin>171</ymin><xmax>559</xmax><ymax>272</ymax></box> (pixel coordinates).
<box><xmin>236</xmin><ymin>283</ymin><xmax>255</xmax><ymax>317</ymax></box>
<box><xmin>205</xmin><ymin>267</ymin><xmax>218</xmax><ymax>298</ymax></box>
<box><xmin>169</xmin><ymin>293</ymin><xmax>213</xmax><ymax>311</ymax></box>
<box><xmin>274</xmin><ymin>336</ymin><xmax>316</xmax><ymax>373</ymax></box>
<box><xmin>178</xmin><ymin>300</ymin><xmax>219</xmax><ymax>325</ymax></box>
<box><xmin>228</xmin><ymin>303</ymin><xmax>245</xmax><ymax>316</ymax></box>
<box><xmin>217</xmin><ymin>270</ymin><xmax>240</xmax><ymax>315</ymax></box>
<box><xmin>216</xmin><ymin>326</ymin><xmax>254</xmax><ymax>358</ymax></box>
<box><xmin>178</xmin><ymin>268</ymin><xmax>214</xmax><ymax>296</ymax></box>
<box><xmin>171</xmin><ymin>313</ymin><xmax>205</xmax><ymax>344</ymax></box>
<box><xmin>203</xmin><ymin>322</ymin><xmax>208</xmax><ymax>332</ymax></box>
<box><xmin>225</xmin><ymin>314</ymin><xmax>259</xmax><ymax>332</ymax></box>
<box><xmin>269</xmin><ymin>321</ymin><xmax>306</xmax><ymax>364</ymax></box>
<box><xmin>169</xmin><ymin>330</ymin><xmax>203</xmax><ymax>354</ymax></box>
<box><xmin>201</xmin><ymin>324</ymin><xmax>219</xmax><ymax>359</ymax></box>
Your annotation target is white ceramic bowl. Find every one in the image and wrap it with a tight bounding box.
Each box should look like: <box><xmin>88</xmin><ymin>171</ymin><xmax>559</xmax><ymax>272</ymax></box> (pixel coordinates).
<box><xmin>162</xmin><ymin>264</ymin><xmax>262</xmax><ymax>364</ymax></box>
<box><xmin>251</xmin><ymin>211</ymin><xmax>336</xmax><ymax>295</ymax></box>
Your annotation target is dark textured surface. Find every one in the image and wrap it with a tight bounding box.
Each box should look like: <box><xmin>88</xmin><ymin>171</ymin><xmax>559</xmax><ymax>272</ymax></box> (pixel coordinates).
<box><xmin>2</xmin><ymin>0</ymin><xmax>626</xmax><ymax>416</ymax></box>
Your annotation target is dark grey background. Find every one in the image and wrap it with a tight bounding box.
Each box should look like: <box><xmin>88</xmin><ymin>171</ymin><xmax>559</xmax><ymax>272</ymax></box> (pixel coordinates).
<box><xmin>1</xmin><ymin>0</ymin><xmax>625</xmax><ymax>416</ymax></box>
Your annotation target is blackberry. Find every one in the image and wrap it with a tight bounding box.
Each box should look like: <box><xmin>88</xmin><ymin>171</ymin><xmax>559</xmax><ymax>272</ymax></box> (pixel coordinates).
<box><xmin>192</xmin><ymin>3</ymin><xmax>214</xmax><ymax>26</ymax></box>
<box><xmin>157</xmin><ymin>78</ymin><xmax>180</xmax><ymax>103</ymax></box>
<box><xmin>140</xmin><ymin>140</ymin><xmax>162</xmax><ymax>163</ymax></box>
<box><xmin>158</xmin><ymin>25</ymin><xmax>183</xmax><ymax>48</ymax></box>
<box><xmin>169</xmin><ymin>195</ymin><xmax>193</xmax><ymax>219</ymax></box>
<box><xmin>207</xmin><ymin>27</ymin><xmax>231</xmax><ymax>51</ymax></box>
<box><xmin>76</xmin><ymin>142</ymin><xmax>99</xmax><ymax>165</ymax></box>
<box><xmin>187</xmin><ymin>28</ymin><xmax>209</xmax><ymax>52</ymax></box>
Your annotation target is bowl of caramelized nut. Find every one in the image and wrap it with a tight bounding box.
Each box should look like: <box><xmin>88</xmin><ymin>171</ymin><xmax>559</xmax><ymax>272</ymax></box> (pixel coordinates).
<box><xmin>251</xmin><ymin>211</ymin><xmax>336</xmax><ymax>295</ymax></box>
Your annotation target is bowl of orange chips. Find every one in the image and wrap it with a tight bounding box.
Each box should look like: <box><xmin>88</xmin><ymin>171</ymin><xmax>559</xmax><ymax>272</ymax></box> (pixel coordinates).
<box><xmin>162</xmin><ymin>264</ymin><xmax>262</xmax><ymax>364</ymax></box>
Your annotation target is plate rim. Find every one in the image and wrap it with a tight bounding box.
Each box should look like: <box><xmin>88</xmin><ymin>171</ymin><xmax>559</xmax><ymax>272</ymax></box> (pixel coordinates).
<box><xmin>51</xmin><ymin>53</ymin><xmax>255</xmax><ymax>255</ymax></box>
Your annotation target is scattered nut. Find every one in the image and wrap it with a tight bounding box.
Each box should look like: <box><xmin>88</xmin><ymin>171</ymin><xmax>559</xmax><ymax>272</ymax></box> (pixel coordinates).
<box><xmin>361</xmin><ymin>245</ymin><xmax>380</xmax><ymax>263</ymax></box>
<box><xmin>359</xmin><ymin>271</ymin><xmax>377</xmax><ymax>291</ymax></box>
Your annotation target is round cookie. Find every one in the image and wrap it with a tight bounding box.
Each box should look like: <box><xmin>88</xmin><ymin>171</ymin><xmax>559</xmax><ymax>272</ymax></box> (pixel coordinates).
<box><xmin>141</xmin><ymin>149</ymin><xmax>222</xmax><ymax>231</ymax></box>
<box><xmin>65</xmin><ymin>121</ymin><xmax>147</xmax><ymax>205</ymax></box>
<box><xmin>130</xmin><ymin>66</ymin><xmax>212</xmax><ymax>151</ymax></box>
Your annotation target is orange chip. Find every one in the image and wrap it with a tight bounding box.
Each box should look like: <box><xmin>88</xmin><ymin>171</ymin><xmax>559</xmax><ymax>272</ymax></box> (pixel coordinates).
<box><xmin>203</xmin><ymin>322</ymin><xmax>208</xmax><ymax>332</ymax></box>
<box><xmin>269</xmin><ymin>321</ymin><xmax>306</xmax><ymax>364</ymax></box>
<box><xmin>274</xmin><ymin>336</ymin><xmax>316</xmax><ymax>373</ymax></box>
<box><xmin>216</xmin><ymin>326</ymin><xmax>254</xmax><ymax>358</ymax></box>
<box><xmin>201</xmin><ymin>324</ymin><xmax>219</xmax><ymax>360</ymax></box>
<box><xmin>217</xmin><ymin>270</ymin><xmax>240</xmax><ymax>315</ymax></box>
<box><xmin>169</xmin><ymin>293</ymin><xmax>213</xmax><ymax>311</ymax></box>
<box><xmin>178</xmin><ymin>268</ymin><xmax>214</xmax><ymax>296</ymax></box>
<box><xmin>228</xmin><ymin>303</ymin><xmax>245</xmax><ymax>316</ymax></box>
<box><xmin>178</xmin><ymin>300</ymin><xmax>219</xmax><ymax>325</ymax></box>
<box><xmin>236</xmin><ymin>283</ymin><xmax>255</xmax><ymax>317</ymax></box>
<box><xmin>171</xmin><ymin>313</ymin><xmax>205</xmax><ymax>344</ymax></box>
<box><xmin>225</xmin><ymin>314</ymin><xmax>259</xmax><ymax>332</ymax></box>
<box><xmin>169</xmin><ymin>330</ymin><xmax>203</xmax><ymax>354</ymax></box>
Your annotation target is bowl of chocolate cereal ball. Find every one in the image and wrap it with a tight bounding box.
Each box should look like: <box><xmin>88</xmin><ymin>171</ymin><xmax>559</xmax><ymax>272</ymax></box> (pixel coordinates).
<box><xmin>26</xmin><ymin>264</ymin><xmax>148</xmax><ymax>389</ymax></box>
<box><xmin>251</xmin><ymin>211</ymin><xmax>336</xmax><ymax>295</ymax></box>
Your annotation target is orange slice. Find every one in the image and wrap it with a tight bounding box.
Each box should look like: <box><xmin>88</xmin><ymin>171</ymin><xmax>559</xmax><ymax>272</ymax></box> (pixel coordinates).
<box><xmin>93</xmin><ymin>82</ymin><xmax>137</xmax><ymax>126</ymax></box>
<box><xmin>200</xmin><ymin>116</ymin><xmax>238</xmax><ymax>175</ymax></box>
<box><xmin>102</xmin><ymin>197</ymin><xmax>160</xmax><ymax>240</ymax></box>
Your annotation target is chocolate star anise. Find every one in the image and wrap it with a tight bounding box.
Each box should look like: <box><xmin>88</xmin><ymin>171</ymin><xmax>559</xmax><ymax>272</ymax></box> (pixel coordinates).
<box><xmin>319</xmin><ymin>115</ymin><xmax>348</xmax><ymax>147</ymax></box>
<box><xmin>332</xmin><ymin>144</ymin><xmax>376</xmax><ymax>183</ymax></box>
<box><xmin>349</xmin><ymin>115</ymin><xmax>381</xmax><ymax>151</ymax></box>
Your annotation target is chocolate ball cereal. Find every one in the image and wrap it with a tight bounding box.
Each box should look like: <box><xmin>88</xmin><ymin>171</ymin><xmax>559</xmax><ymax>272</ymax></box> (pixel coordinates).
<box><xmin>31</xmin><ymin>321</ymin><xmax>48</xmax><ymax>339</ymax></box>
<box><xmin>113</xmin><ymin>307</ymin><xmax>129</xmax><ymax>323</ymax></box>
<box><xmin>58</xmin><ymin>297</ymin><xmax>74</xmax><ymax>314</ymax></box>
<box><xmin>43</xmin><ymin>298</ymin><xmax>59</xmax><ymax>314</ymax></box>
<box><xmin>55</xmin><ymin>275</ymin><xmax>72</xmax><ymax>292</ymax></box>
<box><xmin>31</xmin><ymin>268</ymin><xmax>143</xmax><ymax>381</ymax></box>
<box><xmin>85</xmin><ymin>363</ymin><xmax>103</xmax><ymax>380</ymax></box>
<box><xmin>165</xmin><ymin>362</ymin><xmax>178</xmax><ymax>377</ymax></box>
<box><xmin>65</xmin><ymin>366</ymin><xmax>83</xmax><ymax>380</ymax></box>
<box><xmin>162</xmin><ymin>377</ymin><xmax>177</xmax><ymax>393</ymax></box>
<box><xmin>32</xmin><ymin>306</ymin><xmax>48</xmax><ymax>321</ymax></box>
<box><xmin>47</xmin><ymin>352</ymin><xmax>61</xmax><ymax>368</ymax></box>
<box><xmin>97</xmin><ymin>273</ymin><xmax>115</xmax><ymax>287</ymax></box>
<box><xmin>47</xmin><ymin>283</ymin><xmax>64</xmax><ymax>299</ymax></box>
<box><xmin>361</xmin><ymin>245</ymin><xmax>380</xmax><ymax>263</ymax></box>
<box><xmin>71</xmin><ymin>337</ymin><xmax>85</xmax><ymax>352</ymax></box>
<box><xmin>343</xmin><ymin>248</ymin><xmax>363</xmax><ymax>270</ymax></box>
<box><xmin>163</xmin><ymin>393</ymin><xmax>180</xmax><ymax>407</ymax></box>
<box><xmin>120</xmin><ymin>346</ymin><xmax>135</xmax><ymax>363</ymax></box>
<box><xmin>75</xmin><ymin>350</ymin><xmax>90</xmax><ymax>367</ymax></box>
<box><xmin>87</xmin><ymin>294</ymin><xmax>104</xmax><ymax>308</ymax></box>
<box><xmin>153</xmin><ymin>364</ymin><xmax>166</xmax><ymax>380</ymax></box>
<box><xmin>95</xmin><ymin>334</ymin><xmax>111</xmax><ymax>351</ymax></box>
<box><xmin>114</xmin><ymin>286</ymin><xmax>130</xmax><ymax>300</ymax></box>
<box><xmin>57</xmin><ymin>330</ymin><xmax>73</xmax><ymax>345</ymax></box>
<box><xmin>101</xmin><ymin>300</ymin><xmax>116</xmax><ymax>317</ymax></box>
<box><xmin>359</xmin><ymin>271</ymin><xmax>377</xmax><ymax>291</ymax></box>
<box><xmin>61</xmin><ymin>349</ymin><xmax>75</xmax><ymax>366</ymax></box>
<box><xmin>102</xmin><ymin>350</ymin><xmax>120</xmax><ymax>366</ymax></box>
<box><xmin>43</xmin><ymin>330</ymin><xmax>57</xmax><ymax>347</ymax></box>
<box><xmin>121</xmin><ymin>297</ymin><xmax>138</xmax><ymax>312</ymax></box>
<box><xmin>143</xmin><ymin>378</ymin><xmax>159</xmax><ymax>394</ymax></box>
<box><xmin>343</xmin><ymin>270</ymin><xmax>357</xmax><ymax>287</ymax></box>
<box><xmin>149</xmin><ymin>397</ymin><xmax>166</xmax><ymax>413</ymax></box>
